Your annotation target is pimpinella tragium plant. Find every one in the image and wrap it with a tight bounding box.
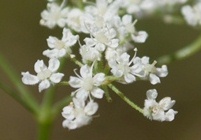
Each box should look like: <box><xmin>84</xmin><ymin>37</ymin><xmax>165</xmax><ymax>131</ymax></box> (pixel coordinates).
<box><xmin>2</xmin><ymin>0</ymin><xmax>201</xmax><ymax>139</ymax></box>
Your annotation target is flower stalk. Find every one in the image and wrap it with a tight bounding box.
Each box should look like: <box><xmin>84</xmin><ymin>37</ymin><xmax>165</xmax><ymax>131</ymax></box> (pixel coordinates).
<box><xmin>108</xmin><ymin>84</ymin><xmax>143</xmax><ymax>114</ymax></box>
<box><xmin>157</xmin><ymin>35</ymin><xmax>201</xmax><ymax>65</ymax></box>
<box><xmin>0</xmin><ymin>53</ymin><xmax>39</xmax><ymax>114</ymax></box>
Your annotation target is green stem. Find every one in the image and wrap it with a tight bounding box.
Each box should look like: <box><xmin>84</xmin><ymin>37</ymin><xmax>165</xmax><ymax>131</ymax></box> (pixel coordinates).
<box><xmin>157</xmin><ymin>35</ymin><xmax>201</xmax><ymax>65</ymax></box>
<box><xmin>108</xmin><ymin>84</ymin><xmax>143</xmax><ymax>114</ymax></box>
<box><xmin>0</xmin><ymin>53</ymin><xmax>39</xmax><ymax>114</ymax></box>
<box><xmin>0</xmin><ymin>82</ymin><xmax>33</xmax><ymax>111</ymax></box>
<box><xmin>37</xmin><ymin>116</ymin><xmax>53</xmax><ymax>140</ymax></box>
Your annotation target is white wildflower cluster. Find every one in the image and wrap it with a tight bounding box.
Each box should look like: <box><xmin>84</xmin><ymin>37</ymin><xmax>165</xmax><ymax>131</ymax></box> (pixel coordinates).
<box><xmin>181</xmin><ymin>1</ymin><xmax>201</xmax><ymax>26</ymax></box>
<box><xmin>22</xmin><ymin>0</ymin><xmax>177</xmax><ymax>130</ymax></box>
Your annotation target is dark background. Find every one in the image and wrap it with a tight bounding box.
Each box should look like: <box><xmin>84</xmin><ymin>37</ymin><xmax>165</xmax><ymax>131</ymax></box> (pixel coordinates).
<box><xmin>1</xmin><ymin>0</ymin><xmax>201</xmax><ymax>140</ymax></box>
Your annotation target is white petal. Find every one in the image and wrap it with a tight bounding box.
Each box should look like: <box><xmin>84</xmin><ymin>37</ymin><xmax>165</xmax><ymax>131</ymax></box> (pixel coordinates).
<box><xmin>111</xmin><ymin>68</ymin><xmax>123</xmax><ymax>77</ymax></box>
<box><xmin>84</xmin><ymin>100</ymin><xmax>98</xmax><ymax>115</ymax></box>
<box><xmin>34</xmin><ymin>60</ymin><xmax>46</xmax><ymax>73</ymax></box>
<box><xmin>159</xmin><ymin>97</ymin><xmax>175</xmax><ymax>110</ymax></box>
<box><xmin>43</xmin><ymin>49</ymin><xmax>58</xmax><ymax>58</ymax></box>
<box><xmin>122</xmin><ymin>14</ymin><xmax>132</xmax><ymax>25</ymax></box>
<box><xmin>80</xmin><ymin>65</ymin><xmax>91</xmax><ymax>78</ymax></box>
<box><xmin>165</xmin><ymin>109</ymin><xmax>177</xmax><ymax>121</ymax></box>
<box><xmin>132</xmin><ymin>31</ymin><xmax>148</xmax><ymax>43</ymax></box>
<box><xmin>38</xmin><ymin>79</ymin><xmax>50</xmax><ymax>92</ymax></box>
<box><xmin>84</xmin><ymin>38</ymin><xmax>96</xmax><ymax>47</ymax></box>
<box><xmin>47</xmin><ymin>36</ymin><xmax>58</xmax><ymax>49</ymax></box>
<box><xmin>149</xmin><ymin>74</ymin><xmax>160</xmax><ymax>85</ymax></box>
<box><xmin>76</xmin><ymin>89</ymin><xmax>89</xmax><ymax>101</ymax></box>
<box><xmin>21</xmin><ymin>72</ymin><xmax>39</xmax><ymax>85</ymax></box>
<box><xmin>48</xmin><ymin>58</ymin><xmax>60</xmax><ymax>72</ymax></box>
<box><xmin>91</xmin><ymin>88</ymin><xmax>104</xmax><ymax>99</ymax></box>
<box><xmin>62</xmin><ymin>28</ymin><xmax>79</xmax><ymax>46</ymax></box>
<box><xmin>141</xmin><ymin>56</ymin><xmax>150</xmax><ymax>64</ymax></box>
<box><xmin>109</xmin><ymin>39</ymin><xmax>119</xmax><ymax>48</ymax></box>
<box><xmin>95</xmin><ymin>43</ymin><xmax>106</xmax><ymax>52</ymax></box>
<box><xmin>93</xmin><ymin>73</ymin><xmax>105</xmax><ymax>86</ymax></box>
<box><xmin>63</xmin><ymin>120</ymin><xmax>77</xmax><ymax>129</ymax></box>
<box><xmin>156</xmin><ymin>65</ymin><xmax>168</xmax><ymax>77</ymax></box>
<box><xmin>69</xmin><ymin>76</ymin><xmax>82</xmax><ymax>88</ymax></box>
<box><xmin>50</xmin><ymin>73</ymin><xmax>64</xmax><ymax>83</ymax></box>
<box><xmin>73</xmin><ymin>97</ymin><xmax>85</xmax><ymax>109</ymax></box>
<box><xmin>124</xmin><ymin>73</ymin><xmax>136</xmax><ymax>83</ymax></box>
<box><xmin>62</xmin><ymin>106</ymin><xmax>75</xmax><ymax>120</ymax></box>
<box><xmin>144</xmin><ymin>99</ymin><xmax>157</xmax><ymax>109</ymax></box>
<box><xmin>146</xmin><ymin>89</ymin><xmax>158</xmax><ymax>100</ymax></box>
<box><xmin>152</xmin><ymin>110</ymin><xmax>165</xmax><ymax>121</ymax></box>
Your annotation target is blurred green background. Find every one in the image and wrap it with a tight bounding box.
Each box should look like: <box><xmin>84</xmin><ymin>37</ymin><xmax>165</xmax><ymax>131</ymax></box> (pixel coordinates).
<box><xmin>1</xmin><ymin>0</ymin><xmax>201</xmax><ymax>140</ymax></box>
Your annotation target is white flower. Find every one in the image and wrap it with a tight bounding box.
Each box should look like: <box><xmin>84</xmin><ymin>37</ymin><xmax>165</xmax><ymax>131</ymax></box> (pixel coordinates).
<box><xmin>132</xmin><ymin>56</ymin><xmax>168</xmax><ymax>85</ymax></box>
<box><xmin>79</xmin><ymin>45</ymin><xmax>102</xmax><ymax>63</ymax></box>
<box><xmin>66</xmin><ymin>8</ymin><xmax>87</xmax><ymax>33</ymax></box>
<box><xmin>69</xmin><ymin>64</ymin><xmax>105</xmax><ymax>100</ymax></box>
<box><xmin>40</xmin><ymin>0</ymin><xmax>68</xmax><ymax>28</ymax></box>
<box><xmin>84</xmin><ymin>0</ymin><xmax>120</xmax><ymax>26</ymax></box>
<box><xmin>121</xmin><ymin>15</ymin><xmax>148</xmax><ymax>43</ymax></box>
<box><xmin>143</xmin><ymin>89</ymin><xmax>177</xmax><ymax>121</ymax></box>
<box><xmin>108</xmin><ymin>52</ymin><xmax>138</xmax><ymax>83</ymax></box>
<box><xmin>84</xmin><ymin>27</ymin><xmax>119</xmax><ymax>51</ymax></box>
<box><xmin>21</xmin><ymin>59</ymin><xmax>64</xmax><ymax>92</ymax></box>
<box><xmin>43</xmin><ymin>28</ymin><xmax>79</xmax><ymax>58</ymax></box>
<box><xmin>181</xmin><ymin>3</ymin><xmax>201</xmax><ymax>26</ymax></box>
<box><xmin>62</xmin><ymin>98</ymin><xmax>98</xmax><ymax>130</ymax></box>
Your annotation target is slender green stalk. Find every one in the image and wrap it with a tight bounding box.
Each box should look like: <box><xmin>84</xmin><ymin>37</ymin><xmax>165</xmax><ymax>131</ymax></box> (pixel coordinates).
<box><xmin>108</xmin><ymin>84</ymin><xmax>143</xmax><ymax>114</ymax></box>
<box><xmin>37</xmin><ymin>116</ymin><xmax>53</xmax><ymax>140</ymax></box>
<box><xmin>103</xmin><ymin>86</ymin><xmax>112</xmax><ymax>102</ymax></box>
<box><xmin>157</xmin><ymin>35</ymin><xmax>201</xmax><ymax>65</ymax></box>
<box><xmin>0</xmin><ymin>82</ymin><xmax>33</xmax><ymax>111</ymax></box>
<box><xmin>0</xmin><ymin>53</ymin><xmax>39</xmax><ymax>114</ymax></box>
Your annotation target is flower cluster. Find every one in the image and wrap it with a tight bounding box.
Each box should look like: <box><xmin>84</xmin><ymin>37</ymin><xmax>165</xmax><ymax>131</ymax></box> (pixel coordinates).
<box><xmin>143</xmin><ymin>89</ymin><xmax>177</xmax><ymax>121</ymax></box>
<box><xmin>22</xmin><ymin>0</ymin><xmax>177</xmax><ymax>130</ymax></box>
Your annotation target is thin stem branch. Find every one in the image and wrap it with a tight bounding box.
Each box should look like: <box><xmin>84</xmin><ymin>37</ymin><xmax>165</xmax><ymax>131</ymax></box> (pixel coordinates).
<box><xmin>108</xmin><ymin>84</ymin><xmax>143</xmax><ymax>114</ymax></box>
<box><xmin>0</xmin><ymin>82</ymin><xmax>33</xmax><ymax>111</ymax></box>
<box><xmin>0</xmin><ymin>53</ymin><xmax>39</xmax><ymax>114</ymax></box>
<box><xmin>157</xmin><ymin>35</ymin><xmax>201</xmax><ymax>65</ymax></box>
<box><xmin>37</xmin><ymin>118</ymin><xmax>53</xmax><ymax>140</ymax></box>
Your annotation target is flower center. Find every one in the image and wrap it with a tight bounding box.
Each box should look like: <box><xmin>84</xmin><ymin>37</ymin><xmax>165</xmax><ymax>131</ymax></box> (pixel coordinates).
<box><xmin>55</xmin><ymin>40</ymin><xmax>65</xmax><ymax>49</ymax></box>
<box><xmin>95</xmin><ymin>32</ymin><xmax>108</xmax><ymax>44</ymax></box>
<box><xmin>37</xmin><ymin>69</ymin><xmax>52</xmax><ymax>80</ymax></box>
<box><xmin>82</xmin><ymin>77</ymin><xmax>93</xmax><ymax>91</ymax></box>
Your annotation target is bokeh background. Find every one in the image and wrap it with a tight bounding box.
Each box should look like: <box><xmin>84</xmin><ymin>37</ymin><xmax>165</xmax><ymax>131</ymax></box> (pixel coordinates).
<box><xmin>1</xmin><ymin>0</ymin><xmax>201</xmax><ymax>140</ymax></box>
